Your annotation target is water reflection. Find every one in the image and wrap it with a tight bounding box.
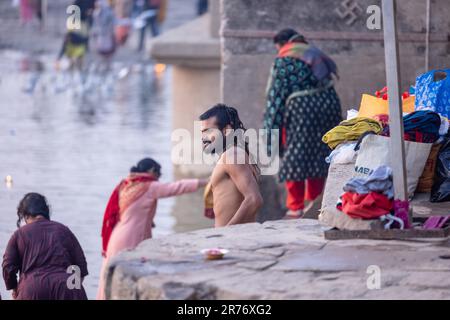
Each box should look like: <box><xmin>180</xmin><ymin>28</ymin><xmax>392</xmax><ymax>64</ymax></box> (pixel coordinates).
<box><xmin>0</xmin><ymin>51</ymin><xmax>210</xmax><ymax>300</ymax></box>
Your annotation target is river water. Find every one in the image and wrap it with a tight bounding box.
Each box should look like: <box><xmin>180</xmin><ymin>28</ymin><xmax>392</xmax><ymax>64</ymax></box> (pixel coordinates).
<box><xmin>0</xmin><ymin>50</ymin><xmax>211</xmax><ymax>300</ymax></box>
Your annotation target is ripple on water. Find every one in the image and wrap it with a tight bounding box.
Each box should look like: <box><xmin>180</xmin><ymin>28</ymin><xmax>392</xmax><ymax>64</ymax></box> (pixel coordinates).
<box><xmin>0</xmin><ymin>51</ymin><xmax>178</xmax><ymax>299</ymax></box>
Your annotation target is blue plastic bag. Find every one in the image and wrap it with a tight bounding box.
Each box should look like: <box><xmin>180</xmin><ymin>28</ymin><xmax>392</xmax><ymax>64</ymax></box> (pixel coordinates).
<box><xmin>415</xmin><ymin>70</ymin><xmax>450</xmax><ymax>118</ymax></box>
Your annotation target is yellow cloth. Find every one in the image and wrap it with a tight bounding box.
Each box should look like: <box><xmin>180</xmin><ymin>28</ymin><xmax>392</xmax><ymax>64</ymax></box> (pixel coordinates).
<box><xmin>322</xmin><ymin>117</ymin><xmax>382</xmax><ymax>149</ymax></box>
<box><xmin>66</xmin><ymin>43</ymin><xmax>86</xmax><ymax>59</ymax></box>
<box><xmin>203</xmin><ymin>181</ymin><xmax>214</xmax><ymax>219</ymax></box>
<box><xmin>204</xmin><ymin>181</ymin><xmax>213</xmax><ymax>208</ymax></box>
<box><xmin>65</xmin><ymin>22</ymin><xmax>88</xmax><ymax>59</ymax></box>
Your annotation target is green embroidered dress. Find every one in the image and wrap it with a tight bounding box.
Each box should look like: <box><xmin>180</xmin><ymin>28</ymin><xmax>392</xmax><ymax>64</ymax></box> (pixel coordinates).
<box><xmin>264</xmin><ymin>56</ymin><xmax>342</xmax><ymax>182</ymax></box>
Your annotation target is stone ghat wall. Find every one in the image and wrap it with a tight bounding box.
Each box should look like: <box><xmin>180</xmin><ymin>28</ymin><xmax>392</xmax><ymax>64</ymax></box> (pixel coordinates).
<box><xmin>221</xmin><ymin>0</ymin><xmax>450</xmax><ymax>130</ymax></box>
<box><xmin>105</xmin><ymin>220</ymin><xmax>450</xmax><ymax>300</ymax></box>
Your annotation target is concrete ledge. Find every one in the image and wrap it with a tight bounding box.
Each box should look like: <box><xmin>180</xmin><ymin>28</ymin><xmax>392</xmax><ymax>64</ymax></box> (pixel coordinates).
<box><xmin>105</xmin><ymin>219</ymin><xmax>450</xmax><ymax>300</ymax></box>
<box><xmin>150</xmin><ymin>14</ymin><xmax>221</xmax><ymax>68</ymax></box>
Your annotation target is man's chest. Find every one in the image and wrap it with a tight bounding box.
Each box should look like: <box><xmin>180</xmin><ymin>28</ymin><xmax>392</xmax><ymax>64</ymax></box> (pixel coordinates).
<box><xmin>210</xmin><ymin>164</ymin><xmax>228</xmax><ymax>191</ymax></box>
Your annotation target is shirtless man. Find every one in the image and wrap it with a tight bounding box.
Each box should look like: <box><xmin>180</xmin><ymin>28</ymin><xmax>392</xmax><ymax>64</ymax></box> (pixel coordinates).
<box><xmin>199</xmin><ymin>104</ymin><xmax>263</xmax><ymax>227</ymax></box>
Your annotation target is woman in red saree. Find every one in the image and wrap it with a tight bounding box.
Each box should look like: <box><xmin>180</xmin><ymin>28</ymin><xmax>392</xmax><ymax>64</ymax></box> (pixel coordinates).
<box><xmin>97</xmin><ymin>158</ymin><xmax>207</xmax><ymax>299</ymax></box>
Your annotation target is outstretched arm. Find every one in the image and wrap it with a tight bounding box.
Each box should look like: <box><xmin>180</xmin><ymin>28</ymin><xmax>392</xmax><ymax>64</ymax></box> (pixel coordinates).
<box><xmin>153</xmin><ymin>179</ymin><xmax>208</xmax><ymax>199</ymax></box>
<box><xmin>224</xmin><ymin>164</ymin><xmax>263</xmax><ymax>226</ymax></box>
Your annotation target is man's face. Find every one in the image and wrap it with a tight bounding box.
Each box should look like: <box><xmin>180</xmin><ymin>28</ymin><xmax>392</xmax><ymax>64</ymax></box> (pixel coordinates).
<box><xmin>200</xmin><ymin>117</ymin><xmax>224</xmax><ymax>154</ymax></box>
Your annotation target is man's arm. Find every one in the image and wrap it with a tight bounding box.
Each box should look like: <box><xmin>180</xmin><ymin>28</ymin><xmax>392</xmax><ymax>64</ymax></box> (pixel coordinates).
<box><xmin>224</xmin><ymin>163</ymin><xmax>263</xmax><ymax>226</ymax></box>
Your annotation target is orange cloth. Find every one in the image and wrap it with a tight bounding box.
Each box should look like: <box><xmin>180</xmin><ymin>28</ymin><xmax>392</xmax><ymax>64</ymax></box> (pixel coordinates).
<box><xmin>359</xmin><ymin>94</ymin><xmax>415</xmax><ymax>118</ymax></box>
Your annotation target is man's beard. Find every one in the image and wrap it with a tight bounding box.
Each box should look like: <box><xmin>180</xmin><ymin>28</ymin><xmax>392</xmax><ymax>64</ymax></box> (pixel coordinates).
<box><xmin>203</xmin><ymin>136</ymin><xmax>227</xmax><ymax>155</ymax></box>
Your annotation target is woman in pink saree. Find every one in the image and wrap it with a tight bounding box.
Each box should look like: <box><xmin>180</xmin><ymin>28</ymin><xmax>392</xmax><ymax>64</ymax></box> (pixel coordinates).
<box><xmin>97</xmin><ymin>158</ymin><xmax>207</xmax><ymax>299</ymax></box>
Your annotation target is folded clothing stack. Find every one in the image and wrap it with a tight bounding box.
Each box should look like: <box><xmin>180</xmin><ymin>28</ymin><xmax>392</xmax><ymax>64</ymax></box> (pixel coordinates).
<box><xmin>337</xmin><ymin>165</ymin><xmax>394</xmax><ymax>220</ymax></box>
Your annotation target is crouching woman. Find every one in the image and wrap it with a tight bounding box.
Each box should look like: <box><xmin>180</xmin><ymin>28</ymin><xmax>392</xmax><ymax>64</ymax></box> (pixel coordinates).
<box><xmin>2</xmin><ymin>193</ymin><xmax>88</xmax><ymax>300</ymax></box>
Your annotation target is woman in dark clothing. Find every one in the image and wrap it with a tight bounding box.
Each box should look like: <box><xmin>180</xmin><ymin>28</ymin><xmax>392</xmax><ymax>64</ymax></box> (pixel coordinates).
<box><xmin>55</xmin><ymin>0</ymin><xmax>95</xmax><ymax>72</ymax></box>
<box><xmin>197</xmin><ymin>0</ymin><xmax>208</xmax><ymax>15</ymax></box>
<box><xmin>264</xmin><ymin>29</ymin><xmax>342</xmax><ymax>219</ymax></box>
<box><xmin>74</xmin><ymin>0</ymin><xmax>96</xmax><ymax>26</ymax></box>
<box><xmin>136</xmin><ymin>0</ymin><xmax>166</xmax><ymax>51</ymax></box>
<box><xmin>2</xmin><ymin>193</ymin><xmax>88</xmax><ymax>300</ymax></box>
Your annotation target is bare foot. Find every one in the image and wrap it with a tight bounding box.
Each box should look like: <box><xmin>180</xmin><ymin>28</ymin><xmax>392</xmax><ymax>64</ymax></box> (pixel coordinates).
<box><xmin>303</xmin><ymin>199</ymin><xmax>317</xmax><ymax>214</ymax></box>
<box><xmin>284</xmin><ymin>210</ymin><xmax>305</xmax><ymax>219</ymax></box>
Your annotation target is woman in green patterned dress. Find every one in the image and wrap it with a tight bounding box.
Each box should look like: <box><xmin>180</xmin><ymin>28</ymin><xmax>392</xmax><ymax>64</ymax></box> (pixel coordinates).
<box><xmin>264</xmin><ymin>28</ymin><xmax>342</xmax><ymax>219</ymax></box>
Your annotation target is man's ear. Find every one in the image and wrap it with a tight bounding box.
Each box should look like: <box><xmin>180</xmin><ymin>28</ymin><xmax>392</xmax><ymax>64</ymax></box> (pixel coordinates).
<box><xmin>223</xmin><ymin>124</ymin><xmax>233</xmax><ymax>134</ymax></box>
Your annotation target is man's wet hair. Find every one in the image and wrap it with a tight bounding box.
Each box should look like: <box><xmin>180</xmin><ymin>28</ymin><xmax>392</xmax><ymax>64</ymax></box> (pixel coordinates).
<box><xmin>273</xmin><ymin>28</ymin><xmax>307</xmax><ymax>47</ymax></box>
<box><xmin>199</xmin><ymin>104</ymin><xmax>246</xmax><ymax>131</ymax></box>
<box><xmin>130</xmin><ymin>158</ymin><xmax>161</xmax><ymax>177</ymax></box>
<box><xmin>200</xmin><ymin>104</ymin><xmax>260</xmax><ymax>170</ymax></box>
<box><xmin>17</xmin><ymin>193</ymin><xmax>51</xmax><ymax>228</ymax></box>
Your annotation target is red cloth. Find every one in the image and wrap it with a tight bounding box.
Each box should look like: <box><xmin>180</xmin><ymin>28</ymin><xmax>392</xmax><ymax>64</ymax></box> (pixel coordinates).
<box><xmin>204</xmin><ymin>208</ymin><xmax>215</xmax><ymax>219</ymax></box>
<box><xmin>286</xmin><ymin>179</ymin><xmax>325</xmax><ymax>210</ymax></box>
<box><xmin>341</xmin><ymin>192</ymin><xmax>393</xmax><ymax>220</ymax></box>
<box><xmin>101</xmin><ymin>175</ymin><xmax>156</xmax><ymax>257</ymax></box>
<box><xmin>115</xmin><ymin>25</ymin><xmax>130</xmax><ymax>46</ymax></box>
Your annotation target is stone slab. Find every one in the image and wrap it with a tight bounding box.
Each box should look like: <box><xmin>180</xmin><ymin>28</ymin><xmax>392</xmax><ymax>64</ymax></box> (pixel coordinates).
<box><xmin>151</xmin><ymin>14</ymin><xmax>221</xmax><ymax>67</ymax></box>
<box><xmin>105</xmin><ymin>219</ymin><xmax>450</xmax><ymax>300</ymax></box>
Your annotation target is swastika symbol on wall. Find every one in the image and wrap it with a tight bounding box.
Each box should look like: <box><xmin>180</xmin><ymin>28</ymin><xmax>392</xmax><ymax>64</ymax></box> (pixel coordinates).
<box><xmin>335</xmin><ymin>0</ymin><xmax>364</xmax><ymax>26</ymax></box>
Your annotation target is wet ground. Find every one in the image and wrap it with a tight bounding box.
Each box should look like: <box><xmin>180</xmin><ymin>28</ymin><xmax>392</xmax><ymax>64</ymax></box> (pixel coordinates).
<box><xmin>0</xmin><ymin>0</ymin><xmax>212</xmax><ymax>300</ymax></box>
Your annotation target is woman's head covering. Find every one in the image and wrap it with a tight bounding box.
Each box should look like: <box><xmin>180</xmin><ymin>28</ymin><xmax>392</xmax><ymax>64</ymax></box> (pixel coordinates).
<box><xmin>275</xmin><ymin>28</ymin><xmax>338</xmax><ymax>81</ymax></box>
<box><xmin>273</xmin><ymin>28</ymin><xmax>306</xmax><ymax>46</ymax></box>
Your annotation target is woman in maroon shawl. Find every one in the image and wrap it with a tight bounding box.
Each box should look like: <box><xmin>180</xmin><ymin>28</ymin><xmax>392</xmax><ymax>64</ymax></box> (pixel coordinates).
<box><xmin>2</xmin><ymin>193</ymin><xmax>88</xmax><ymax>300</ymax></box>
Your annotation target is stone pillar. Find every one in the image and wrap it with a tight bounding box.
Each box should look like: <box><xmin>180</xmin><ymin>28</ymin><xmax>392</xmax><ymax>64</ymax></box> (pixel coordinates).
<box><xmin>151</xmin><ymin>13</ymin><xmax>221</xmax><ymax>177</ymax></box>
<box><xmin>209</xmin><ymin>0</ymin><xmax>221</xmax><ymax>38</ymax></box>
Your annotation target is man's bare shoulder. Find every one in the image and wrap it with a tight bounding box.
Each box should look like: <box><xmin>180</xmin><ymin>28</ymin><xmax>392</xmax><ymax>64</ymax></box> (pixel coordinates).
<box><xmin>219</xmin><ymin>146</ymin><xmax>248</xmax><ymax>165</ymax></box>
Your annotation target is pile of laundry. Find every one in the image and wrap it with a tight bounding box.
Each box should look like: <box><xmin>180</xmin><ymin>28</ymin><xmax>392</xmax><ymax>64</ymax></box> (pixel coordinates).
<box><xmin>320</xmin><ymin>70</ymin><xmax>450</xmax><ymax>233</ymax></box>
<box><xmin>322</xmin><ymin>78</ymin><xmax>450</xmax><ymax>204</ymax></box>
<box><xmin>377</xmin><ymin>110</ymin><xmax>446</xmax><ymax>143</ymax></box>
<box><xmin>335</xmin><ymin>165</ymin><xmax>450</xmax><ymax>230</ymax></box>
<box><xmin>336</xmin><ymin>165</ymin><xmax>406</xmax><ymax>229</ymax></box>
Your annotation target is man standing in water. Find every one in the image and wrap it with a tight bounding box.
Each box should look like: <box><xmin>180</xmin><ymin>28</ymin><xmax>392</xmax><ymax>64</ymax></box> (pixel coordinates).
<box><xmin>200</xmin><ymin>104</ymin><xmax>263</xmax><ymax>227</ymax></box>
